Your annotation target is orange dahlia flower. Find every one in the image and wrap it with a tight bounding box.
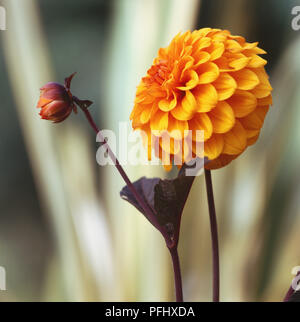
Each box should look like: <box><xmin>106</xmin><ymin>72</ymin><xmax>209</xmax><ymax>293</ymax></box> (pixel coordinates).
<box><xmin>130</xmin><ymin>28</ymin><xmax>272</xmax><ymax>170</ymax></box>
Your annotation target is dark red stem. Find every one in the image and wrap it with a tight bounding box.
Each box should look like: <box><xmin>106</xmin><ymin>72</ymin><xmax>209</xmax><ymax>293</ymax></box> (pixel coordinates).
<box><xmin>169</xmin><ymin>247</ymin><xmax>183</xmax><ymax>302</ymax></box>
<box><xmin>204</xmin><ymin>169</ymin><xmax>220</xmax><ymax>302</ymax></box>
<box><xmin>81</xmin><ymin>107</ymin><xmax>184</xmax><ymax>302</ymax></box>
<box><xmin>81</xmin><ymin>108</ymin><xmax>175</xmax><ymax>247</ymax></box>
<box><xmin>82</xmin><ymin>109</ymin><xmax>163</xmax><ymax>230</ymax></box>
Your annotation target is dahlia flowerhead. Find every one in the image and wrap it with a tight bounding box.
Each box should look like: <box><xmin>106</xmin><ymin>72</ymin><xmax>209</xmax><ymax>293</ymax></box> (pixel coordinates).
<box><xmin>37</xmin><ymin>73</ymin><xmax>77</xmax><ymax>123</ymax></box>
<box><xmin>130</xmin><ymin>28</ymin><xmax>272</xmax><ymax>170</ymax></box>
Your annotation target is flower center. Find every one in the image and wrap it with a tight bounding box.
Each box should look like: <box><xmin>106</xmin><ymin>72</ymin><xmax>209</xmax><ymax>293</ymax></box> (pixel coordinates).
<box><xmin>147</xmin><ymin>60</ymin><xmax>169</xmax><ymax>85</ymax></box>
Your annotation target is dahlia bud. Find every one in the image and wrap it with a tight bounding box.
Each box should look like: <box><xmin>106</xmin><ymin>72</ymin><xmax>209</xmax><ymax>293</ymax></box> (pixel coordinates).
<box><xmin>37</xmin><ymin>73</ymin><xmax>77</xmax><ymax>123</ymax></box>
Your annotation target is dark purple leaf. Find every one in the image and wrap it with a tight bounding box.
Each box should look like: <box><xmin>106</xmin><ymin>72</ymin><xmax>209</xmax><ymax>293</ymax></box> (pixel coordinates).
<box><xmin>120</xmin><ymin>162</ymin><xmax>200</xmax><ymax>243</ymax></box>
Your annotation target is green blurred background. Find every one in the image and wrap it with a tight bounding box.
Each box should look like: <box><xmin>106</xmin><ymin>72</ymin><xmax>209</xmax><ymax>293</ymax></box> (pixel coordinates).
<box><xmin>0</xmin><ymin>0</ymin><xmax>300</xmax><ymax>301</ymax></box>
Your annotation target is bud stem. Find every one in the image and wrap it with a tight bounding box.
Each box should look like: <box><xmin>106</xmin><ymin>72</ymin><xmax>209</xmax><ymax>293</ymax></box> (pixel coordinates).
<box><xmin>81</xmin><ymin>107</ymin><xmax>184</xmax><ymax>302</ymax></box>
<box><xmin>82</xmin><ymin>109</ymin><xmax>162</xmax><ymax>228</ymax></box>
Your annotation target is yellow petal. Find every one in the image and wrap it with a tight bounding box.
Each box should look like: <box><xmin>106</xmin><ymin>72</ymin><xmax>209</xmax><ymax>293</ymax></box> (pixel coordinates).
<box><xmin>242</xmin><ymin>42</ymin><xmax>258</xmax><ymax>50</ymax></box>
<box><xmin>231</xmin><ymin>68</ymin><xmax>259</xmax><ymax>90</ymax></box>
<box><xmin>188</xmin><ymin>112</ymin><xmax>213</xmax><ymax>141</ymax></box>
<box><xmin>204</xmin><ymin>134</ymin><xmax>224</xmax><ymax>160</ymax></box>
<box><xmin>177</xmin><ymin>70</ymin><xmax>199</xmax><ymax>90</ymax></box>
<box><xmin>193</xmin><ymin>51</ymin><xmax>210</xmax><ymax>67</ymax></box>
<box><xmin>211</xmin><ymin>30</ymin><xmax>229</xmax><ymax>42</ymax></box>
<box><xmin>227</xmin><ymin>89</ymin><xmax>257</xmax><ymax>117</ymax></box>
<box><xmin>150</xmin><ymin>109</ymin><xmax>168</xmax><ymax>133</ymax></box>
<box><xmin>223</xmin><ymin>120</ymin><xmax>247</xmax><ymax>155</ymax></box>
<box><xmin>208</xmin><ymin>101</ymin><xmax>235</xmax><ymax>133</ymax></box>
<box><xmin>212</xmin><ymin>72</ymin><xmax>237</xmax><ymax>100</ymax></box>
<box><xmin>243</xmin><ymin>46</ymin><xmax>267</xmax><ymax>55</ymax></box>
<box><xmin>160</xmin><ymin>135</ymin><xmax>181</xmax><ymax>155</ymax></box>
<box><xmin>140</xmin><ymin>104</ymin><xmax>153</xmax><ymax>124</ymax></box>
<box><xmin>251</xmin><ymin>68</ymin><xmax>272</xmax><ymax>98</ymax></box>
<box><xmin>168</xmin><ymin>114</ymin><xmax>189</xmax><ymax>139</ymax></box>
<box><xmin>158</xmin><ymin>92</ymin><xmax>177</xmax><ymax>111</ymax></box>
<box><xmin>197</xmin><ymin>62</ymin><xmax>220</xmax><ymax>84</ymax></box>
<box><xmin>171</xmin><ymin>90</ymin><xmax>196</xmax><ymax>120</ymax></box>
<box><xmin>228</xmin><ymin>34</ymin><xmax>245</xmax><ymax>45</ymax></box>
<box><xmin>197</xmin><ymin>37</ymin><xmax>211</xmax><ymax>50</ymax></box>
<box><xmin>193</xmin><ymin>84</ymin><xmax>218</xmax><ymax>112</ymax></box>
<box><xmin>179</xmin><ymin>56</ymin><xmax>194</xmax><ymax>79</ymax></box>
<box><xmin>228</xmin><ymin>57</ymin><xmax>250</xmax><ymax>71</ymax></box>
<box><xmin>247</xmin><ymin>55</ymin><xmax>267</xmax><ymax>68</ymax></box>
<box><xmin>225</xmin><ymin>39</ymin><xmax>242</xmax><ymax>53</ymax></box>
<box><xmin>209</xmin><ymin>42</ymin><xmax>225</xmax><ymax>61</ymax></box>
<box><xmin>161</xmin><ymin>150</ymin><xmax>173</xmax><ymax>170</ymax></box>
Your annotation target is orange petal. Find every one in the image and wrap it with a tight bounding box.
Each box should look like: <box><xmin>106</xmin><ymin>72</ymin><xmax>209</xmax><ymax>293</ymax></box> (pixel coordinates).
<box><xmin>197</xmin><ymin>62</ymin><xmax>220</xmax><ymax>84</ymax></box>
<box><xmin>251</xmin><ymin>68</ymin><xmax>272</xmax><ymax>99</ymax></box>
<box><xmin>171</xmin><ymin>90</ymin><xmax>196</xmax><ymax>120</ymax></box>
<box><xmin>168</xmin><ymin>114</ymin><xmax>189</xmax><ymax>139</ymax></box>
<box><xmin>161</xmin><ymin>149</ymin><xmax>173</xmax><ymax>170</ymax></box>
<box><xmin>208</xmin><ymin>42</ymin><xmax>225</xmax><ymax>61</ymax></box>
<box><xmin>247</xmin><ymin>133</ymin><xmax>260</xmax><ymax>146</ymax></box>
<box><xmin>225</xmin><ymin>39</ymin><xmax>242</xmax><ymax>53</ymax></box>
<box><xmin>177</xmin><ymin>70</ymin><xmax>199</xmax><ymax>90</ymax></box>
<box><xmin>222</xmin><ymin>120</ymin><xmax>247</xmax><ymax>155</ymax></box>
<box><xmin>204</xmin><ymin>134</ymin><xmax>224</xmax><ymax>160</ymax></box>
<box><xmin>196</xmin><ymin>37</ymin><xmax>211</xmax><ymax>50</ymax></box>
<box><xmin>150</xmin><ymin>109</ymin><xmax>168</xmax><ymax>133</ymax></box>
<box><xmin>228</xmin><ymin>56</ymin><xmax>250</xmax><ymax>71</ymax></box>
<box><xmin>212</xmin><ymin>72</ymin><xmax>237</xmax><ymax>100</ymax></box>
<box><xmin>230</xmin><ymin>68</ymin><xmax>259</xmax><ymax>90</ymax></box>
<box><xmin>193</xmin><ymin>84</ymin><xmax>218</xmax><ymax>112</ymax></box>
<box><xmin>247</xmin><ymin>55</ymin><xmax>267</xmax><ymax>68</ymax></box>
<box><xmin>205</xmin><ymin>153</ymin><xmax>239</xmax><ymax>170</ymax></box>
<box><xmin>208</xmin><ymin>101</ymin><xmax>235</xmax><ymax>133</ymax></box>
<box><xmin>158</xmin><ymin>92</ymin><xmax>177</xmax><ymax>111</ymax></box>
<box><xmin>179</xmin><ymin>56</ymin><xmax>194</xmax><ymax>79</ymax></box>
<box><xmin>139</xmin><ymin>103</ymin><xmax>155</xmax><ymax>124</ymax></box>
<box><xmin>239</xmin><ymin>105</ymin><xmax>269</xmax><ymax>131</ymax></box>
<box><xmin>188</xmin><ymin>112</ymin><xmax>213</xmax><ymax>141</ymax></box>
<box><xmin>242</xmin><ymin>42</ymin><xmax>258</xmax><ymax>50</ymax></box>
<box><xmin>244</xmin><ymin>129</ymin><xmax>260</xmax><ymax>139</ymax></box>
<box><xmin>160</xmin><ymin>135</ymin><xmax>181</xmax><ymax>155</ymax></box>
<box><xmin>227</xmin><ymin>89</ymin><xmax>257</xmax><ymax>117</ymax></box>
<box><xmin>193</xmin><ymin>51</ymin><xmax>210</xmax><ymax>67</ymax></box>
<box><xmin>257</xmin><ymin>94</ymin><xmax>272</xmax><ymax>106</ymax></box>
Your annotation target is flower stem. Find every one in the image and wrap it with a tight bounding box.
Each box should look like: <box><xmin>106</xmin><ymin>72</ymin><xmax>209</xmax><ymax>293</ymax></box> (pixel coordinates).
<box><xmin>169</xmin><ymin>246</ymin><xmax>183</xmax><ymax>302</ymax></box>
<box><xmin>204</xmin><ymin>169</ymin><xmax>220</xmax><ymax>302</ymax></box>
<box><xmin>82</xmin><ymin>109</ymin><xmax>163</xmax><ymax>233</ymax></box>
